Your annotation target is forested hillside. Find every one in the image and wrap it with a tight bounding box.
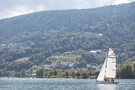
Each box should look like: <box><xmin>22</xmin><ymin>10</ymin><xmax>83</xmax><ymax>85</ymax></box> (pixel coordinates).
<box><xmin>0</xmin><ymin>2</ymin><xmax>135</xmax><ymax>71</ymax></box>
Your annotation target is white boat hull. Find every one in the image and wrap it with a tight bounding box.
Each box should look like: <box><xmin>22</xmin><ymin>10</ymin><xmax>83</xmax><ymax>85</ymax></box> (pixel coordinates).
<box><xmin>96</xmin><ymin>81</ymin><xmax>119</xmax><ymax>84</ymax></box>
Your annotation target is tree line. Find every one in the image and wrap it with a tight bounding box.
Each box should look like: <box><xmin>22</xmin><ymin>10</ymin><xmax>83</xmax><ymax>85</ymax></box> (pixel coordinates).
<box><xmin>0</xmin><ymin>68</ymin><xmax>99</xmax><ymax>79</ymax></box>
<box><xmin>117</xmin><ymin>63</ymin><xmax>135</xmax><ymax>79</ymax></box>
<box><xmin>1</xmin><ymin>62</ymin><xmax>135</xmax><ymax>79</ymax></box>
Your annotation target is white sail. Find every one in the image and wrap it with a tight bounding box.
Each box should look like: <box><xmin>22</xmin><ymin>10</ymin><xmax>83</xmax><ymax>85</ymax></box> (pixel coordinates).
<box><xmin>105</xmin><ymin>48</ymin><xmax>116</xmax><ymax>78</ymax></box>
<box><xmin>97</xmin><ymin>58</ymin><xmax>107</xmax><ymax>81</ymax></box>
<box><xmin>97</xmin><ymin>48</ymin><xmax>116</xmax><ymax>81</ymax></box>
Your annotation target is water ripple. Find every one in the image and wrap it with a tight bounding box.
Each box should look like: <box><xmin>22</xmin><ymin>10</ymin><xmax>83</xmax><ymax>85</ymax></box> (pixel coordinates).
<box><xmin>0</xmin><ymin>78</ymin><xmax>135</xmax><ymax>90</ymax></box>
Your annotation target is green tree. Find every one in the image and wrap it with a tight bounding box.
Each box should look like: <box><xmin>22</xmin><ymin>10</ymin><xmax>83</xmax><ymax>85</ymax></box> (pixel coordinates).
<box><xmin>47</xmin><ymin>71</ymin><xmax>53</xmax><ymax>78</ymax></box>
<box><xmin>71</xmin><ymin>71</ymin><xmax>75</xmax><ymax>78</ymax></box>
<box><xmin>53</xmin><ymin>70</ymin><xmax>57</xmax><ymax>77</ymax></box>
<box><xmin>65</xmin><ymin>71</ymin><xmax>69</xmax><ymax>78</ymax></box>
<box><xmin>82</xmin><ymin>72</ymin><xmax>88</xmax><ymax>79</ymax></box>
<box><xmin>36</xmin><ymin>68</ymin><xmax>44</xmax><ymax>78</ymax></box>
<box><xmin>20</xmin><ymin>69</ymin><xmax>26</xmax><ymax>77</ymax></box>
<box><xmin>132</xmin><ymin>63</ymin><xmax>135</xmax><ymax>78</ymax></box>
<box><xmin>76</xmin><ymin>72</ymin><xmax>80</xmax><ymax>79</ymax></box>
<box><xmin>120</xmin><ymin>64</ymin><xmax>134</xmax><ymax>79</ymax></box>
<box><xmin>15</xmin><ymin>72</ymin><xmax>20</xmax><ymax>77</ymax></box>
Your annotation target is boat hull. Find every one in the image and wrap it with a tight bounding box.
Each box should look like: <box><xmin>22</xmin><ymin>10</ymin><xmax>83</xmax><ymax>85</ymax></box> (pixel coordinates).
<box><xmin>96</xmin><ymin>81</ymin><xmax>119</xmax><ymax>84</ymax></box>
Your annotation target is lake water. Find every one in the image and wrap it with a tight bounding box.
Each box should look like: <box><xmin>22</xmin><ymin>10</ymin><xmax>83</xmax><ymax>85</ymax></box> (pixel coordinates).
<box><xmin>0</xmin><ymin>78</ymin><xmax>135</xmax><ymax>90</ymax></box>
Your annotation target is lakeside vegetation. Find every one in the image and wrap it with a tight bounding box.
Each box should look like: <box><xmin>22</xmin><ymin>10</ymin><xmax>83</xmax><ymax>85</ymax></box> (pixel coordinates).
<box><xmin>0</xmin><ymin>69</ymin><xmax>98</xmax><ymax>79</ymax></box>
<box><xmin>0</xmin><ymin>63</ymin><xmax>135</xmax><ymax>79</ymax></box>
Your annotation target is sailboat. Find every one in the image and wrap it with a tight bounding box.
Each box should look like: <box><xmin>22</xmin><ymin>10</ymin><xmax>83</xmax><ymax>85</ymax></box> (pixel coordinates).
<box><xmin>96</xmin><ymin>48</ymin><xmax>119</xmax><ymax>84</ymax></box>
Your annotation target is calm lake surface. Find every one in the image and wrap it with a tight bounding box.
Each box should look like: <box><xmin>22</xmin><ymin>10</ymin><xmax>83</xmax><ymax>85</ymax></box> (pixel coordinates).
<box><xmin>0</xmin><ymin>78</ymin><xmax>135</xmax><ymax>90</ymax></box>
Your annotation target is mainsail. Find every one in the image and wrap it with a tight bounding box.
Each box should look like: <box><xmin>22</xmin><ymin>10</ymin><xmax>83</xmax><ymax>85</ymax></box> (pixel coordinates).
<box><xmin>97</xmin><ymin>48</ymin><xmax>116</xmax><ymax>81</ymax></box>
<box><xmin>105</xmin><ymin>48</ymin><xmax>116</xmax><ymax>78</ymax></box>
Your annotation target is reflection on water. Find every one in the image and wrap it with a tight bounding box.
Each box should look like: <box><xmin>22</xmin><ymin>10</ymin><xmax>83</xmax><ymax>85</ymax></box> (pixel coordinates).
<box><xmin>97</xmin><ymin>84</ymin><xmax>117</xmax><ymax>90</ymax></box>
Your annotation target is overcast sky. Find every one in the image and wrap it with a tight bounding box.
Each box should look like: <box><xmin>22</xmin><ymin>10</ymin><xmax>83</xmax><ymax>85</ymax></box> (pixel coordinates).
<box><xmin>0</xmin><ymin>0</ymin><xmax>135</xmax><ymax>19</ymax></box>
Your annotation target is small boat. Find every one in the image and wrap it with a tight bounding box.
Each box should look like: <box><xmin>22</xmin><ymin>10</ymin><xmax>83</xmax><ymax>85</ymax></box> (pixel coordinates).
<box><xmin>96</xmin><ymin>48</ymin><xmax>119</xmax><ymax>84</ymax></box>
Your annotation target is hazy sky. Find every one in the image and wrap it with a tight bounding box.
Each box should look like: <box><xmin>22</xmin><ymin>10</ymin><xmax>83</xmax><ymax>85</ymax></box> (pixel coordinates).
<box><xmin>0</xmin><ymin>0</ymin><xmax>135</xmax><ymax>19</ymax></box>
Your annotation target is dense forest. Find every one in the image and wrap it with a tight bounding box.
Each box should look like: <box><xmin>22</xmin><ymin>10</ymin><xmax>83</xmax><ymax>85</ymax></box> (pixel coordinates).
<box><xmin>0</xmin><ymin>2</ymin><xmax>135</xmax><ymax>72</ymax></box>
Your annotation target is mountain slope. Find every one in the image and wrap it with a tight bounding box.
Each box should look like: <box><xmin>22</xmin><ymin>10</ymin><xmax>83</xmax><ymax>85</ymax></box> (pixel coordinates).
<box><xmin>0</xmin><ymin>2</ymin><xmax>135</xmax><ymax>71</ymax></box>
